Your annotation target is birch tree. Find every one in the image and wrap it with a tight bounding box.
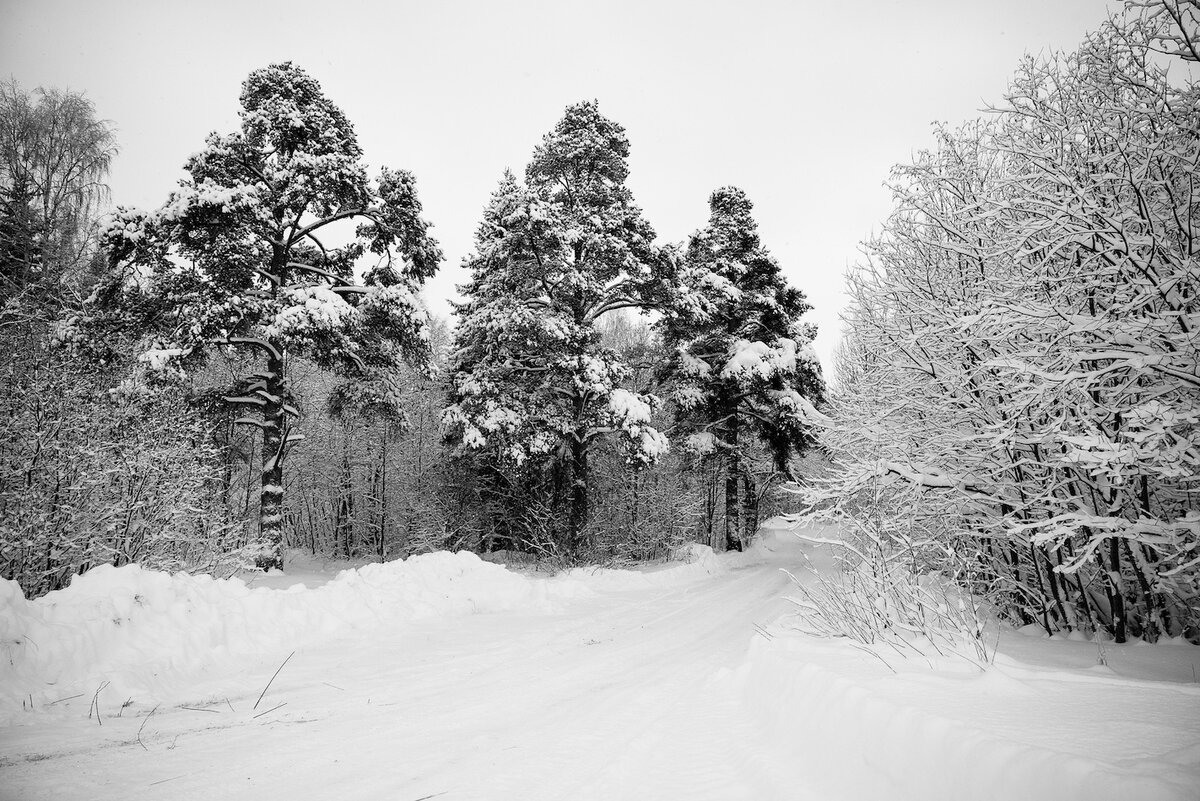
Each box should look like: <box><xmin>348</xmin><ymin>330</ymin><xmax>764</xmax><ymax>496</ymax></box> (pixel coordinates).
<box><xmin>0</xmin><ymin>81</ymin><xmax>116</xmax><ymax>319</ymax></box>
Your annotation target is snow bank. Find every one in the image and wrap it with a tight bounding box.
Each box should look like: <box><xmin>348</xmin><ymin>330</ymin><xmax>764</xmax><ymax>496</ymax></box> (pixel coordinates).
<box><xmin>736</xmin><ymin>636</ymin><xmax>1199</xmax><ymax>801</ymax></box>
<box><xmin>555</xmin><ymin>534</ymin><xmax>784</xmax><ymax>592</ymax></box>
<box><xmin>556</xmin><ymin>543</ymin><xmax>727</xmax><ymax>591</ymax></box>
<box><xmin>0</xmin><ymin>544</ymin><xmax>734</xmax><ymax>722</ymax></box>
<box><xmin>0</xmin><ymin>552</ymin><xmax>555</xmax><ymax>720</ymax></box>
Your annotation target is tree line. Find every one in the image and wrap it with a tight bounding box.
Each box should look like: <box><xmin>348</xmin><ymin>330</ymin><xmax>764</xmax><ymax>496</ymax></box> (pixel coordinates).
<box><xmin>3</xmin><ymin>0</ymin><xmax>1195</xmax><ymax>652</ymax></box>
<box><xmin>1</xmin><ymin>66</ymin><xmax>823</xmax><ymax>594</ymax></box>
<box><xmin>802</xmin><ymin>3</ymin><xmax>1199</xmax><ymax>643</ymax></box>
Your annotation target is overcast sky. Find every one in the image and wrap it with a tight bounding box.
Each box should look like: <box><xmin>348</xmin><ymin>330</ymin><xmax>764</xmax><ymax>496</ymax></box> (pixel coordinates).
<box><xmin>2</xmin><ymin>0</ymin><xmax>1112</xmax><ymax>374</ymax></box>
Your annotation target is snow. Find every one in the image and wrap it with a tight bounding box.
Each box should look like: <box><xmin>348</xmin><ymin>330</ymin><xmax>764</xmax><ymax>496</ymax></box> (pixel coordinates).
<box><xmin>606</xmin><ymin>388</ymin><xmax>669</xmax><ymax>462</ymax></box>
<box><xmin>607</xmin><ymin>387</ymin><xmax>653</xmax><ymax>426</ymax></box>
<box><xmin>684</xmin><ymin>430</ymin><xmax>718</xmax><ymax>455</ymax></box>
<box><xmin>101</xmin><ymin>207</ymin><xmax>151</xmax><ymax>244</ymax></box>
<box><xmin>739</xmin><ymin>637</ymin><xmax>1200</xmax><ymax>801</ymax></box>
<box><xmin>156</xmin><ymin>180</ymin><xmax>258</xmax><ymax>223</ymax></box>
<box><xmin>674</xmin><ymin>383</ymin><xmax>705</xmax><ymax>408</ymax></box>
<box><xmin>136</xmin><ymin>346</ymin><xmax>187</xmax><ymax>373</ymax></box>
<box><xmin>720</xmin><ymin>336</ymin><xmax>799</xmax><ymax>381</ymax></box>
<box><xmin>2</xmin><ymin>521</ymin><xmax>1197</xmax><ymax>800</ymax></box>
<box><xmin>772</xmin><ymin>387</ymin><xmax>832</xmax><ymax>427</ymax></box>
<box><xmin>576</xmin><ymin>354</ymin><xmax>615</xmax><ymax>394</ymax></box>
<box><xmin>263</xmin><ymin>284</ymin><xmax>354</xmax><ymax>341</ymax></box>
<box><xmin>679</xmin><ymin>351</ymin><xmax>712</xmax><ymax>377</ymax></box>
<box><xmin>359</xmin><ymin>283</ymin><xmax>427</xmax><ymax>337</ymax></box>
<box><xmin>0</xmin><ymin>551</ymin><xmax>564</xmax><ymax>719</ymax></box>
<box><xmin>634</xmin><ymin>427</ymin><xmax>670</xmax><ymax>461</ymax></box>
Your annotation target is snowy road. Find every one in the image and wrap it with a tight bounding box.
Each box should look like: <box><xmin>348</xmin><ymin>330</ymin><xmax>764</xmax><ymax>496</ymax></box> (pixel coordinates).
<box><xmin>2</xmin><ymin>538</ymin><xmax>822</xmax><ymax>801</ymax></box>
<box><xmin>2</xmin><ymin>525</ymin><xmax>1198</xmax><ymax>801</ymax></box>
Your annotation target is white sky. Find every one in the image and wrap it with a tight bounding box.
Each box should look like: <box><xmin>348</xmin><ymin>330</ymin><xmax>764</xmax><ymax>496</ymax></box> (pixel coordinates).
<box><xmin>2</xmin><ymin>0</ymin><xmax>1111</xmax><ymax>374</ymax></box>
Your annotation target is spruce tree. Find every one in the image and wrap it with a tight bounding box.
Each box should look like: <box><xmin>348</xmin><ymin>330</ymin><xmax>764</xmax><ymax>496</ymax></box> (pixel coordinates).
<box><xmin>659</xmin><ymin>187</ymin><xmax>824</xmax><ymax>550</ymax></box>
<box><xmin>444</xmin><ymin>103</ymin><xmax>667</xmax><ymax>556</ymax></box>
<box><xmin>87</xmin><ymin>62</ymin><xmax>441</xmax><ymax>568</ymax></box>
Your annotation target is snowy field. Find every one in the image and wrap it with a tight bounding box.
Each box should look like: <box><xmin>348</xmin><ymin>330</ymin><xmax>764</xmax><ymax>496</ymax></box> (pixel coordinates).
<box><xmin>1</xmin><ymin>521</ymin><xmax>1197</xmax><ymax>801</ymax></box>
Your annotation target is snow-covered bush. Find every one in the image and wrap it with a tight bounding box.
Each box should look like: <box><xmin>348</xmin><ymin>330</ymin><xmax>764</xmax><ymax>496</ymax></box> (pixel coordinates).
<box><xmin>0</xmin><ymin>341</ymin><xmax>244</xmax><ymax>597</ymax></box>
<box><xmin>785</xmin><ymin>523</ymin><xmax>995</xmax><ymax>666</ymax></box>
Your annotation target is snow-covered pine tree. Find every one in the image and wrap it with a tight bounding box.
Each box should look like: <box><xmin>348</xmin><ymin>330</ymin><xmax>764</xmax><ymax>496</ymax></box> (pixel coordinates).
<box><xmin>659</xmin><ymin>187</ymin><xmax>824</xmax><ymax>550</ymax></box>
<box><xmin>87</xmin><ymin>62</ymin><xmax>442</xmax><ymax>569</ymax></box>
<box><xmin>443</xmin><ymin>103</ymin><xmax>668</xmax><ymax>556</ymax></box>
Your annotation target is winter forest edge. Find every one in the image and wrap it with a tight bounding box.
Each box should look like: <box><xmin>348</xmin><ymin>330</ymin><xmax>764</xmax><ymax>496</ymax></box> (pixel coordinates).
<box><xmin>2</xmin><ymin>0</ymin><xmax>1198</xmax><ymax>656</ymax></box>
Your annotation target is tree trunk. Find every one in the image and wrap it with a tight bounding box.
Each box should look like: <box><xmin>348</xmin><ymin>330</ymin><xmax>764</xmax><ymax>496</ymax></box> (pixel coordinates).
<box><xmin>335</xmin><ymin>442</ymin><xmax>354</xmax><ymax>558</ymax></box>
<box><xmin>724</xmin><ymin>413</ymin><xmax>742</xmax><ymax>552</ymax></box>
<box><xmin>1061</xmin><ymin>540</ymin><xmax>1101</xmax><ymax>635</ymax></box>
<box><xmin>567</xmin><ymin>435</ymin><xmax>589</xmax><ymax>556</ymax></box>
<box><xmin>220</xmin><ymin>418</ymin><xmax>235</xmax><ymax>529</ymax></box>
<box><xmin>1040</xmin><ymin>545</ymin><xmax>1072</xmax><ymax>632</ymax></box>
<box><xmin>377</xmin><ymin>430</ymin><xmax>388</xmax><ymax>561</ymax></box>
<box><xmin>1108</xmin><ymin>538</ymin><xmax>1127</xmax><ymax>643</ymax></box>
<box><xmin>1028</xmin><ymin>544</ymin><xmax>1054</xmax><ymax>636</ymax></box>
<box><xmin>701</xmin><ymin>460</ymin><xmax>716</xmax><ymax>547</ymax></box>
<box><xmin>629</xmin><ymin>465</ymin><xmax>640</xmax><ymax>533</ymax></box>
<box><xmin>741</xmin><ymin>468</ymin><xmax>758</xmax><ymax>544</ymax></box>
<box><xmin>256</xmin><ymin>349</ymin><xmax>286</xmax><ymax>571</ymax></box>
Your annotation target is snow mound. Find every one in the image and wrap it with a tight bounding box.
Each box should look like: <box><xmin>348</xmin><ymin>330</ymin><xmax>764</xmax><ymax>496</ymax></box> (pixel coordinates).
<box><xmin>737</xmin><ymin>637</ymin><xmax>1199</xmax><ymax>801</ymax></box>
<box><xmin>0</xmin><ymin>551</ymin><xmax>541</xmax><ymax>719</ymax></box>
<box><xmin>0</xmin><ymin>544</ymin><xmax>736</xmax><ymax>721</ymax></box>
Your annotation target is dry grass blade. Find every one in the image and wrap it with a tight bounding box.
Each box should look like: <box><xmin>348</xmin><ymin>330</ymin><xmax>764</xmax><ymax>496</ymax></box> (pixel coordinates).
<box><xmin>137</xmin><ymin>705</ymin><xmax>159</xmax><ymax>751</ymax></box>
<box><xmin>47</xmin><ymin>693</ymin><xmax>84</xmax><ymax>706</ymax></box>
<box><xmin>753</xmin><ymin>623</ymin><xmax>775</xmax><ymax>641</ymax></box>
<box><xmin>252</xmin><ymin>702</ymin><xmax>287</xmax><ymax>719</ymax></box>
<box><xmin>89</xmin><ymin>681</ymin><xmax>110</xmax><ymax>725</ymax></box>
<box><xmin>149</xmin><ymin>775</ymin><xmax>186</xmax><ymax>786</ymax></box>
<box><xmin>253</xmin><ymin>650</ymin><xmax>295</xmax><ymax>711</ymax></box>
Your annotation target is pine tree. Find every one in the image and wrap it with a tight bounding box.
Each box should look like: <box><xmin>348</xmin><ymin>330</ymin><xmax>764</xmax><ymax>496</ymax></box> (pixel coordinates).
<box><xmin>443</xmin><ymin>103</ymin><xmax>667</xmax><ymax>556</ymax></box>
<box><xmin>87</xmin><ymin>62</ymin><xmax>441</xmax><ymax>569</ymax></box>
<box><xmin>659</xmin><ymin>187</ymin><xmax>824</xmax><ymax>550</ymax></box>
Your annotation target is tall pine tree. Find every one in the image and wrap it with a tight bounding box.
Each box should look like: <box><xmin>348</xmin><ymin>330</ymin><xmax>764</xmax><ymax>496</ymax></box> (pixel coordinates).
<box><xmin>87</xmin><ymin>62</ymin><xmax>441</xmax><ymax>568</ymax></box>
<box><xmin>444</xmin><ymin>102</ymin><xmax>667</xmax><ymax>556</ymax></box>
<box><xmin>659</xmin><ymin>187</ymin><xmax>824</xmax><ymax>550</ymax></box>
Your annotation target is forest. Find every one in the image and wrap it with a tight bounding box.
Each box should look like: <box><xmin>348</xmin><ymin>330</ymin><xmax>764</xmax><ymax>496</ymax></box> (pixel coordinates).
<box><xmin>1</xmin><ymin>0</ymin><xmax>1197</xmax><ymax>655</ymax></box>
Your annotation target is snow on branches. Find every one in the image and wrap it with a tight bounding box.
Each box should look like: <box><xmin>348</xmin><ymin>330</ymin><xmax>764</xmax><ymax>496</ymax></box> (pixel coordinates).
<box><xmin>87</xmin><ymin>62</ymin><xmax>442</xmax><ymax>569</ymax></box>
<box><xmin>809</xmin><ymin>8</ymin><xmax>1199</xmax><ymax>643</ymax></box>
<box><xmin>444</xmin><ymin>103</ymin><xmax>667</xmax><ymax>552</ymax></box>
<box><xmin>656</xmin><ymin>186</ymin><xmax>824</xmax><ymax>550</ymax></box>
<box><xmin>659</xmin><ymin>188</ymin><xmax>824</xmax><ymax>468</ymax></box>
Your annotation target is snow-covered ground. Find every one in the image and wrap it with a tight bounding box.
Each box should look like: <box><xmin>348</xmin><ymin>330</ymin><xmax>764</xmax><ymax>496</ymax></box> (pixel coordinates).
<box><xmin>2</xmin><ymin>521</ymin><xmax>1197</xmax><ymax>800</ymax></box>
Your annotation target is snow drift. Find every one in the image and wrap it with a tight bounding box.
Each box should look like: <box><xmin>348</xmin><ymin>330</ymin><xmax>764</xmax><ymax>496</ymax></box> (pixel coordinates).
<box><xmin>0</xmin><ymin>545</ymin><xmax>730</xmax><ymax>721</ymax></box>
<box><xmin>736</xmin><ymin>635</ymin><xmax>1200</xmax><ymax>801</ymax></box>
